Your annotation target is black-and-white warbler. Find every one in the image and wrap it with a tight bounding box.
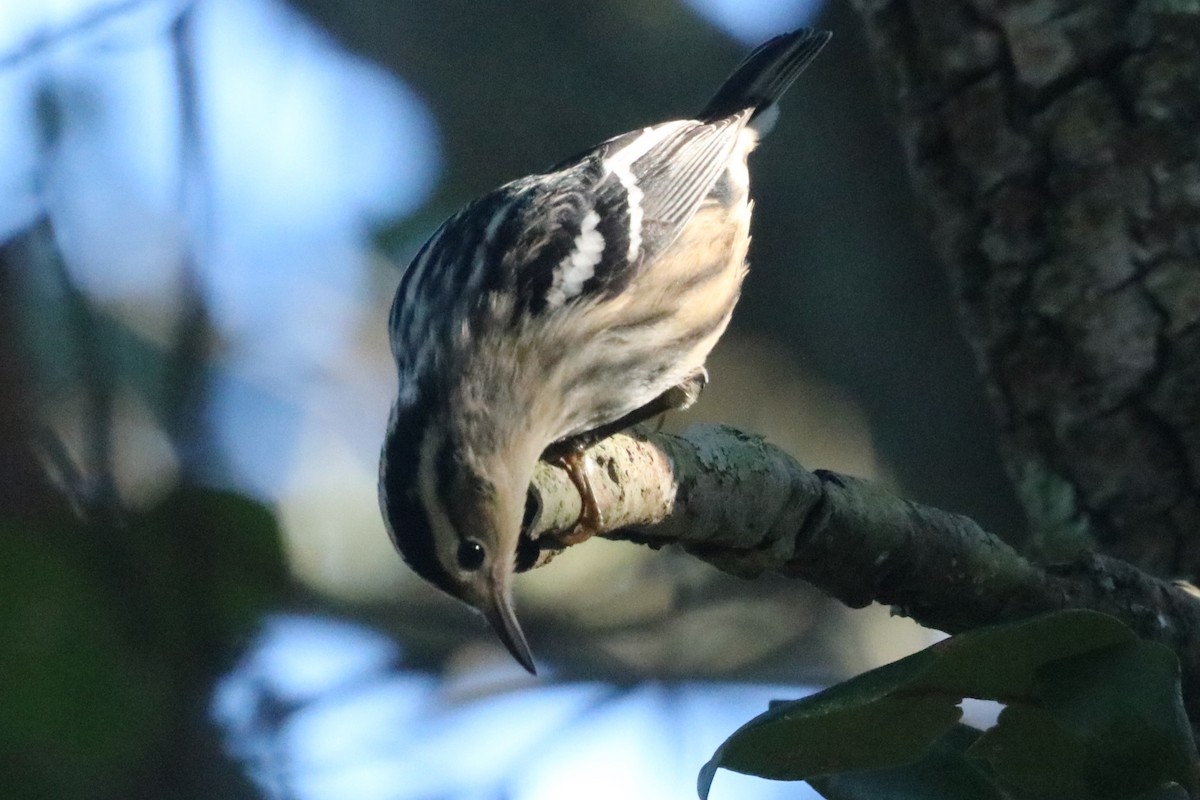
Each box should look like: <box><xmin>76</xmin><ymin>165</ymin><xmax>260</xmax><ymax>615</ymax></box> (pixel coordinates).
<box><xmin>380</xmin><ymin>28</ymin><xmax>831</xmax><ymax>674</ymax></box>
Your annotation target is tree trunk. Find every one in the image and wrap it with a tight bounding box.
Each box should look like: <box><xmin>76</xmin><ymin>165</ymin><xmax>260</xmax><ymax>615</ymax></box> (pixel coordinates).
<box><xmin>848</xmin><ymin>0</ymin><xmax>1200</xmax><ymax>576</ymax></box>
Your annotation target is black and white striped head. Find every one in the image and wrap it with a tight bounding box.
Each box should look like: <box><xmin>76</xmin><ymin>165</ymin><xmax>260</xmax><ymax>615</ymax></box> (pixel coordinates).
<box><xmin>379</xmin><ymin>398</ymin><xmax>543</xmax><ymax>674</ymax></box>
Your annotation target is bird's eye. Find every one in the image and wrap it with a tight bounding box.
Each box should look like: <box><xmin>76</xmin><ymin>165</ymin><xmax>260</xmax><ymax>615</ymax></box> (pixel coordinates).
<box><xmin>456</xmin><ymin>538</ymin><xmax>486</xmax><ymax>571</ymax></box>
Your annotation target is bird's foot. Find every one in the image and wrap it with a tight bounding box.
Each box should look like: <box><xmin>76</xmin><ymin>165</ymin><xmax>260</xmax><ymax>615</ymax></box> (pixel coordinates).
<box><xmin>550</xmin><ymin>449</ymin><xmax>604</xmax><ymax>546</ymax></box>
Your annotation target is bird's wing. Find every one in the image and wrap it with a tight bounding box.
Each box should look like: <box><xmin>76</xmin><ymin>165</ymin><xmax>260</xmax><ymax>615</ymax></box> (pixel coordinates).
<box><xmin>506</xmin><ymin>116</ymin><xmax>747</xmax><ymax>315</ymax></box>
<box><xmin>387</xmin><ymin>116</ymin><xmax>746</xmax><ymax>394</ymax></box>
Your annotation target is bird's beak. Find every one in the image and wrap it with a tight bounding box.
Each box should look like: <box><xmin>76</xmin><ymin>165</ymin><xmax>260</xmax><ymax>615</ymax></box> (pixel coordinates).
<box><xmin>482</xmin><ymin>583</ymin><xmax>537</xmax><ymax>675</ymax></box>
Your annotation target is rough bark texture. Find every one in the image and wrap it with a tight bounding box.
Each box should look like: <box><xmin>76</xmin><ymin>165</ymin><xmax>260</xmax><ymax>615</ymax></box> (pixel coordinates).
<box><xmin>847</xmin><ymin>0</ymin><xmax>1200</xmax><ymax>576</ymax></box>
<box><xmin>529</xmin><ymin>425</ymin><xmax>1200</xmax><ymax>721</ymax></box>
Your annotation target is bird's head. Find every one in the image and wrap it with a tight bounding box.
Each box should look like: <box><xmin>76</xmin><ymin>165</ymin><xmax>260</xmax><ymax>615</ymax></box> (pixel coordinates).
<box><xmin>379</xmin><ymin>401</ymin><xmax>544</xmax><ymax>674</ymax></box>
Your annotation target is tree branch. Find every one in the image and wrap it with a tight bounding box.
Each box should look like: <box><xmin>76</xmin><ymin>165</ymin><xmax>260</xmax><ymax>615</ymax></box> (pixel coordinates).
<box><xmin>529</xmin><ymin>424</ymin><xmax>1200</xmax><ymax>721</ymax></box>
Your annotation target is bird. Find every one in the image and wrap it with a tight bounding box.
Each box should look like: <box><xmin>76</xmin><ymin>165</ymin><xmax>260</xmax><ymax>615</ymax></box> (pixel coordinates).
<box><xmin>379</xmin><ymin>28</ymin><xmax>831</xmax><ymax>675</ymax></box>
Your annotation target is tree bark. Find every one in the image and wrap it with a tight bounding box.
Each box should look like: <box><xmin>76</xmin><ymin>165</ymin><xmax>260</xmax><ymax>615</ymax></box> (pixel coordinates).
<box><xmin>846</xmin><ymin>0</ymin><xmax>1200</xmax><ymax>576</ymax></box>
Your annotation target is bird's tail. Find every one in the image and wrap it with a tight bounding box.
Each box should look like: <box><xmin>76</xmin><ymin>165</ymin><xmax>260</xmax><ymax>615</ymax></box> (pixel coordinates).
<box><xmin>698</xmin><ymin>28</ymin><xmax>831</xmax><ymax>127</ymax></box>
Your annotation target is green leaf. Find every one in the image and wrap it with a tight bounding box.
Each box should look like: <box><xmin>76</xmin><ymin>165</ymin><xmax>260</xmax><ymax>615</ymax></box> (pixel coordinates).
<box><xmin>1045</xmin><ymin>641</ymin><xmax>1198</xmax><ymax>795</ymax></box>
<box><xmin>970</xmin><ymin>704</ymin><xmax>1091</xmax><ymax>798</ymax></box>
<box><xmin>169</xmin><ymin>487</ymin><xmax>290</xmax><ymax>634</ymax></box>
<box><xmin>698</xmin><ymin>650</ymin><xmax>951</xmax><ymax>798</ymax></box>
<box><xmin>0</xmin><ymin>522</ymin><xmax>171</xmax><ymax>795</ymax></box>
<box><xmin>809</xmin><ymin>725</ymin><xmax>1010</xmax><ymax>800</ymax></box>
<box><xmin>698</xmin><ymin>693</ymin><xmax>961</xmax><ymax>797</ymax></box>
<box><xmin>913</xmin><ymin>609</ymin><xmax>1134</xmax><ymax>701</ymax></box>
<box><xmin>971</xmin><ymin>640</ymin><xmax>1199</xmax><ymax>799</ymax></box>
<box><xmin>698</xmin><ymin>611</ymin><xmax>1178</xmax><ymax>800</ymax></box>
<box><xmin>131</xmin><ymin>487</ymin><xmax>289</xmax><ymax>649</ymax></box>
<box><xmin>1041</xmin><ymin>642</ymin><xmax>1196</xmax><ymax>798</ymax></box>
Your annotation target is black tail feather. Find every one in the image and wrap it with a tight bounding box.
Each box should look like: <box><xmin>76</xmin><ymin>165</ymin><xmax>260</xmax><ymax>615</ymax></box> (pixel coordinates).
<box><xmin>698</xmin><ymin>28</ymin><xmax>831</xmax><ymax>123</ymax></box>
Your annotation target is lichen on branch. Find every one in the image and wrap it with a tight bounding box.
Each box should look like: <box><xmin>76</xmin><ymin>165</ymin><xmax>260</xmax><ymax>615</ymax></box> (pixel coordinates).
<box><xmin>529</xmin><ymin>424</ymin><xmax>1200</xmax><ymax>722</ymax></box>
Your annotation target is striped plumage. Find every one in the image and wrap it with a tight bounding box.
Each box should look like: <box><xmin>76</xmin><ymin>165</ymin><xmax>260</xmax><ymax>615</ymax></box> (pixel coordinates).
<box><xmin>380</xmin><ymin>29</ymin><xmax>831</xmax><ymax>673</ymax></box>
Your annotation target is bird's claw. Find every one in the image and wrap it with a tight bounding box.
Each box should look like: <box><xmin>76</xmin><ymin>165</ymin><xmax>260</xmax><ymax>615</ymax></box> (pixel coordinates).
<box><xmin>552</xmin><ymin>449</ymin><xmax>603</xmax><ymax>546</ymax></box>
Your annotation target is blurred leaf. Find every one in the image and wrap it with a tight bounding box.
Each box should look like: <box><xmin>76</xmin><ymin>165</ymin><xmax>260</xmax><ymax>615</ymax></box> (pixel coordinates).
<box><xmin>972</xmin><ymin>641</ymin><xmax>1199</xmax><ymax>799</ymax></box>
<box><xmin>132</xmin><ymin>487</ymin><xmax>290</xmax><ymax>650</ymax></box>
<box><xmin>0</xmin><ymin>486</ymin><xmax>287</xmax><ymax>797</ymax></box>
<box><xmin>809</xmin><ymin>725</ymin><xmax>1010</xmax><ymax>800</ymax></box>
<box><xmin>699</xmin><ymin>611</ymin><xmax>1181</xmax><ymax>800</ymax></box>
<box><xmin>0</xmin><ymin>522</ymin><xmax>171</xmax><ymax>796</ymax></box>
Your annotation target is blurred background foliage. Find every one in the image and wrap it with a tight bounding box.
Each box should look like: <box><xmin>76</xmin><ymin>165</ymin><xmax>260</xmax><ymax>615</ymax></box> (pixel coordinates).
<box><xmin>0</xmin><ymin>0</ymin><xmax>1025</xmax><ymax>797</ymax></box>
